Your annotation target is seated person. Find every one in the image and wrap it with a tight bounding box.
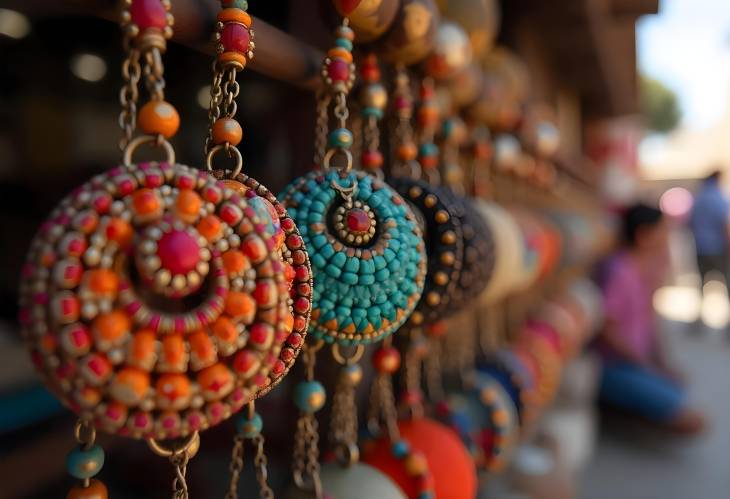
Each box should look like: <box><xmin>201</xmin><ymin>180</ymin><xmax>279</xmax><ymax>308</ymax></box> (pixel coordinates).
<box><xmin>596</xmin><ymin>203</ymin><xmax>705</xmax><ymax>434</ymax></box>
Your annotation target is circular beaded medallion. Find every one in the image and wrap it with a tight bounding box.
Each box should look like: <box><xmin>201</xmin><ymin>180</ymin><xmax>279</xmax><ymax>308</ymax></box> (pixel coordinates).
<box><xmin>18</xmin><ymin>162</ymin><xmax>301</xmax><ymax>440</ymax></box>
<box><xmin>438</xmin><ymin>188</ymin><xmax>495</xmax><ymax>305</ymax></box>
<box><xmin>210</xmin><ymin>171</ymin><xmax>313</xmax><ymax>386</ymax></box>
<box><xmin>388</xmin><ymin>176</ymin><xmax>464</xmax><ymax>325</ymax></box>
<box><xmin>280</xmin><ymin>170</ymin><xmax>426</xmax><ymax>345</ymax></box>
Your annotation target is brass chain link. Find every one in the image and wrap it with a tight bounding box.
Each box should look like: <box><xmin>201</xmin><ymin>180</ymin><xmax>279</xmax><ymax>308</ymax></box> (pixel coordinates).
<box><xmin>118</xmin><ymin>47</ymin><xmax>141</xmax><ymax>151</ymax></box>
<box><xmin>143</xmin><ymin>47</ymin><xmax>166</xmax><ymax>102</ymax></box>
<box><xmin>206</xmin><ymin>66</ymin><xmax>225</xmax><ymax>154</ymax></box>
<box><xmin>314</xmin><ymin>91</ymin><xmax>331</xmax><ymax>166</ymax></box>
<box><xmin>425</xmin><ymin>337</ymin><xmax>445</xmax><ymax>403</ymax></box>
<box><xmin>329</xmin><ymin>370</ymin><xmax>358</xmax><ymax>456</ymax></box>
<box><xmin>225</xmin><ymin>434</ymin><xmax>245</xmax><ymax>499</ymax></box>
<box><xmin>252</xmin><ymin>433</ymin><xmax>274</xmax><ymax>499</ymax></box>
<box><xmin>170</xmin><ymin>451</ymin><xmax>190</xmax><ymax>499</ymax></box>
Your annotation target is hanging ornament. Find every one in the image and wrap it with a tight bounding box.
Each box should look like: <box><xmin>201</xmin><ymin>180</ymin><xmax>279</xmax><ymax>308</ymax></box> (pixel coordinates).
<box><xmin>283</xmin><ymin>19</ymin><xmax>426</xmax><ymax>497</ymax></box>
<box><xmin>363</xmin><ymin>417</ymin><xmax>477</xmax><ymax>499</ymax></box>
<box><xmin>18</xmin><ymin>1</ymin><xmax>294</xmax><ymax>496</ymax></box>
<box><xmin>424</xmin><ymin>21</ymin><xmax>473</xmax><ymax>80</ymax></box>
<box><xmin>435</xmin><ymin>0</ymin><xmax>500</xmax><ymax>58</ymax></box>
<box><xmin>376</xmin><ymin>0</ymin><xmax>440</xmax><ymax>66</ymax></box>
<box><xmin>388</xmin><ymin>69</ymin><xmax>464</xmax><ymax>327</ymax></box>
<box><xmin>198</xmin><ymin>2</ymin><xmax>313</xmax><ymax>497</ymax></box>
<box><xmin>334</xmin><ymin>0</ymin><xmax>401</xmax><ymax>43</ymax></box>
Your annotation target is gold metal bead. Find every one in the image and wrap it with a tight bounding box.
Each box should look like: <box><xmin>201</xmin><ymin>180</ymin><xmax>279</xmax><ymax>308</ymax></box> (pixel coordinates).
<box><xmin>435</xmin><ymin>210</ymin><xmax>449</xmax><ymax>223</ymax></box>
<box><xmin>440</xmin><ymin>252</ymin><xmax>455</xmax><ymax>265</ymax></box>
<box><xmin>424</xmin><ymin>194</ymin><xmax>437</xmax><ymax>208</ymax></box>
<box><xmin>434</xmin><ymin>271</ymin><xmax>449</xmax><ymax>285</ymax></box>
<box><xmin>441</xmin><ymin>231</ymin><xmax>456</xmax><ymax>244</ymax></box>
<box><xmin>426</xmin><ymin>291</ymin><xmax>441</xmax><ymax>306</ymax></box>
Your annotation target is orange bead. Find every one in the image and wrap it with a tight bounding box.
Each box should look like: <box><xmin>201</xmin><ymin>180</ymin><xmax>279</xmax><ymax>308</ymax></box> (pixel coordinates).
<box><xmin>188</xmin><ymin>329</ymin><xmax>217</xmax><ymax>369</ymax></box>
<box><xmin>217</xmin><ymin>51</ymin><xmax>247</xmax><ymax>69</ymax></box>
<box><xmin>160</xmin><ymin>334</ymin><xmax>187</xmax><ymax>373</ymax></box>
<box><xmin>211</xmin><ymin>315</ymin><xmax>238</xmax><ymax>343</ymax></box>
<box><xmin>328</xmin><ymin>47</ymin><xmax>353</xmax><ymax>63</ymax></box>
<box><xmin>175</xmin><ymin>190</ymin><xmax>203</xmax><ymax>221</ymax></box>
<box><xmin>224</xmin><ymin>291</ymin><xmax>256</xmax><ymax>323</ymax></box>
<box><xmin>110</xmin><ymin>367</ymin><xmax>150</xmax><ymax>406</ymax></box>
<box><xmin>404</xmin><ymin>451</ymin><xmax>429</xmax><ymax>476</ymax></box>
<box><xmin>155</xmin><ymin>373</ymin><xmax>191</xmax><ymax>410</ymax></box>
<box><xmin>197</xmin><ymin>215</ymin><xmax>222</xmax><ymax>242</ymax></box>
<box><xmin>67</xmin><ymin>479</ymin><xmax>108</xmax><ymax>499</ymax></box>
<box><xmin>105</xmin><ymin>218</ymin><xmax>133</xmax><ymax>249</ymax></box>
<box><xmin>132</xmin><ymin>188</ymin><xmax>161</xmax><ymax>216</ymax></box>
<box><xmin>128</xmin><ymin>329</ymin><xmax>157</xmax><ymax>370</ymax></box>
<box><xmin>75</xmin><ymin>386</ymin><xmax>102</xmax><ymax>408</ymax></box>
<box><xmin>212</xmin><ymin>118</ymin><xmax>243</xmax><ymax>146</ymax></box>
<box><xmin>197</xmin><ymin>363</ymin><xmax>234</xmax><ymax>400</ymax></box>
<box><xmin>397</xmin><ymin>143</ymin><xmax>418</xmax><ymax>162</ymax></box>
<box><xmin>217</xmin><ymin>8</ymin><xmax>252</xmax><ymax>26</ymax></box>
<box><xmin>138</xmin><ymin>100</ymin><xmax>180</xmax><ymax>139</ymax></box>
<box><xmin>92</xmin><ymin>310</ymin><xmax>131</xmax><ymax>347</ymax></box>
<box><xmin>283</xmin><ymin>308</ymin><xmax>294</xmax><ymax>333</ymax></box>
<box><xmin>222</xmin><ymin>250</ymin><xmax>249</xmax><ymax>275</ymax></box>
<box><xmin>86</xmin><ymin>269</ymin><xmax>119</xmax><ymax>295</ymax></box>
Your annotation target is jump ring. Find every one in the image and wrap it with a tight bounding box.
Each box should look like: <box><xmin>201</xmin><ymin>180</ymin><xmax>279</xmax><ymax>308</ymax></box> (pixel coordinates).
<box><xmin>206</xmin><ymin>143</ymin><xmax>243</xmax><ymax>178</ymax></box>
<box><xmin>331</xmin><ymin>344</ymin><xmax>365</xmax><ymax>366</ymax></box>
<box><xmin>147</xmin><ymin>432</ymin><xmax>200</xmax><ymax>459</ymax></box>
<box><xmin>323</xmin><ymin>147</ymin><xmax>353</xmax><ymax>173</ymax></box>
<box><xmin>123</xmin><ymin>134</ymin><xmax>176</xmax><ymax>166</ymax></box>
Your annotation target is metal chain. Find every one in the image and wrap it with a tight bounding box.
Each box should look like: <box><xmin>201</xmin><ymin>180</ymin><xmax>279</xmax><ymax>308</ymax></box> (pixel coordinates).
<box><xmin>363</xmin><ymin>115</ymin><xmax>379</xmax><ymax>154</ymax></box>
<box><xmin>252</xmin><ymin>433</ymin><xmax>274</xmax><ymax>499</ymax></box>
<box><xmin>118</xmin><ymin>47</ymin><xmax>141</xmax><ymax>151</ymax></box>
<box><xmin>329</xmin><ymin>371</ymin><xmax>357</xmax><ymax>456</ymax></box>
<box><xmin>333</xmin><ymin>92</ymin><xmax>349</xmax><ymax>128</ymax></box>
<box><xmin>205</xmin><ymin>66</ymin><xmax>225</xmax><ymax>154</ymax></box>
<box><xmin>425</xmin><ymin>337</ymin><xmax>445</xmax><ymax>403</ymax></box>
<box><xmin>170</xmin><ymin>451</ymin><xmax>190</xmax><ymax>499</ymax></box>
<box><xmin>205</xmin><ymin>66</ymin><xmax>240</xmax><ymax>155</ymax></box>
<box><xmin>143</xmin><ymin>47</ymin><xmax>166</xmax><ymax>102</ymax></box>
<box><xmin>225</xmin><ymin>434</ymin><xmax>245</xmax><ymax>499</ymax></box>
<box><xmin>314</xmin><ymin>91</ymin><xmax>331</xmax><ymax>166</ymax></box>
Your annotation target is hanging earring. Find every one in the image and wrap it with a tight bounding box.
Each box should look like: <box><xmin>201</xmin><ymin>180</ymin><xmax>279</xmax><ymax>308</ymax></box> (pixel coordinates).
<box><xmin>18</xmin><ymin>1</ymin><xmax>296</xmax><ymax>496</ymax></box>
<box><xmin>198</xmin><ymin>2</ymin><xmax>313</xmax><ymax>497</ymax></box>
<box><xmin>281</xmin><ymin>14</ymin><xmax>427</xmax><ymax>496</ymax></box>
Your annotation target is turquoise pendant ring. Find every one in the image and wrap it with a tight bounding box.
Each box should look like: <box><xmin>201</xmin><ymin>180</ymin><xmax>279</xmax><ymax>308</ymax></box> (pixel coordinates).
<box><xmin>280</xmin><ymin>170</ymin><xmax>426</xmax><ymax>345</ymax></box>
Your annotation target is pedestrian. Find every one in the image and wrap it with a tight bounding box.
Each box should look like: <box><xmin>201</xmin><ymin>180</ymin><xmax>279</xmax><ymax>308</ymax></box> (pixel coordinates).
<box><xmin>689</xmin><ymin>169</ymin><xmax>730</xmax><ymax>287</ymax></box>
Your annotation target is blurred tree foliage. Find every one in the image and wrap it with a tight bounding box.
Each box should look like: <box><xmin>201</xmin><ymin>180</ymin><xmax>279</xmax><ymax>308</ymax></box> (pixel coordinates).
<box><xmin>640</xmin><ymin>75</ymin><xmax>681</xmax><ymax>133</ymax></box>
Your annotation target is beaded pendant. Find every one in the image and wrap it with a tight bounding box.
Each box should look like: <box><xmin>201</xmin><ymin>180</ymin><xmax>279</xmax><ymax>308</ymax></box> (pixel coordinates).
<box><xmin>280</xmin><ymin>169</ymin><xmax>426</xmax><ymax>345</ymax></box>
<box><xmin>19</xmin><ymin>162</ymin><xmax>297</xmax><ymax>439</ymax></box>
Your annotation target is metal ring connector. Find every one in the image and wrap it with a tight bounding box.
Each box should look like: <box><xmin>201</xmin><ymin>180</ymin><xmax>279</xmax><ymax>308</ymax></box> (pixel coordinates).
<box><xmin>147</xmin><ymin>431</ymin><xmax>200</xmax><ymax>460</ymax></box>
<box><xmin>323</xmin><ymin>147</ymin><xmax>353</xmax><ymax>173</ymax></box>
<box><xmin>123</xmin><ymin>134</ymin><xmax>176</xmax><ymax>166</ymax></box>
<box><xmin>331</xmin><ymin>343</ymin><xmax>365</xmax><ymax>366</ymax></box>
<box><xmin>207</xmin><ymin>143</ymin><xmax>243</xmax><ymax>178</ymax></box>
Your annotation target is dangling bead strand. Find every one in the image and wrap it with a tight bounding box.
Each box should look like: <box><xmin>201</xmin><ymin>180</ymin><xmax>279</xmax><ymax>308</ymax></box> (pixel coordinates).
<box><xmin>66</xmin><ymin>420</ymin><xmax>109</xmax><ymax>499</ymax></box>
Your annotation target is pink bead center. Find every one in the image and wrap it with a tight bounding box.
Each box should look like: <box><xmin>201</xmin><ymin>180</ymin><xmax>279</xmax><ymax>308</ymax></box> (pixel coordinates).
<box><xmin>157</xmin><ymin>230</ymin><xmax>200</xmax><ymax>275</ymax></box>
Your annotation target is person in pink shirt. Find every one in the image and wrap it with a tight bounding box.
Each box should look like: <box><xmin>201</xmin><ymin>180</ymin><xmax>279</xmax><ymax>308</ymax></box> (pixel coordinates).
<box><xmin>597</xmin><ymin>203</ymin><xmax>705</xmax><ymax>434</ymax></box>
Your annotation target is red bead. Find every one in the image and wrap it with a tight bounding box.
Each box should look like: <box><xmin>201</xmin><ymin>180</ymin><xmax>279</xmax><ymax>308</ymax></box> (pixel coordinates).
<box><xmin>293</xmin><ymin>297</ymin><xmax>310</xmax><ymax>314</ymax></box>
<box><xmin>221</xmin><ymin>23</ymin><xmax>250</xmax><ymax>53</ymax></box>
<box><xmin>328</xmin><ymin>59</ymin><xmax>350</xmax><ymax>82</ymax></box>
<box><xmin>287</xmin><ymin>332</ymin><xmax>303</xmax><ymax>347</ymax></box>
<box><xmin>401</xmin><ymin>389</ymin><xmax>423</xmax><ymax>406</ymax></box>
<box><xmin>130</xmin><ymin>0</ymin><xmax>167</xmax><ymax>30</ymax></box>
<box><xmin>372</xmin><ymin>346</ymin><xmax>401</xmax><ymax>374</ymax></box>
<box><xmin>346</xmin><ymin>208</ymin><xmax>371</xmax><ymax>234</ymax></box>
<box><xmin>249</xmin><ymin>323</ymin><xmax>273</xmax><ymax>346</ymax></box>
<box><xmin>294</xmin><ymin>264</ymin><xmax>309</xmax><ymax>281</ymax></box>
<box><xmin>157</xmin><ymin>230</ymin><xmax>200</xmax><ymax>275</ymax></box>
<box><xmin>361</xmin><ymin>150</ymin><xmax>384</xmax><ymax>169</ymax></box>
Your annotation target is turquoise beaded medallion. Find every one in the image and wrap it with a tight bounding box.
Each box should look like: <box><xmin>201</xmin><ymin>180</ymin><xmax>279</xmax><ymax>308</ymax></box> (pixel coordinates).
<box><xmin>280</xmin><ymin>169</ymin><xmax>426</xmax><ymax>345</ymax></box>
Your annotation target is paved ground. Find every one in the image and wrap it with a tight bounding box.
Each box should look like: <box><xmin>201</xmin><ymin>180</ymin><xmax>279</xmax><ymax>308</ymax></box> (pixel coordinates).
<box><xmin>579</xmin><ymin>320</ymin><xmax>730</xmax><ymax>499</ymax></box>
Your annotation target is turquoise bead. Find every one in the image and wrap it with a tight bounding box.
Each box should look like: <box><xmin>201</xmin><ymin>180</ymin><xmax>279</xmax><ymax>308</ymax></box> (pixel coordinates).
<box><xmin>66</xmin><ymin>444</ymin><xmax>105</xmax><ymax>479</ymax></box>
<box><xmin>311</xmin><ymin>254</ymin><xmax>326</xmax><ymax>268</ymax></box>
<box><xmin>230</xmin><ymin>0</ymin><xmax>249</xmax><ymax>9</ymax></box>
<box><xmin>344</xmin><ymin>257</ymin><xmax>360</xmax><ymax>273</ymax></box>
<box><xmin>325</xmin><ymin>265</ymin><xmax>341</xmax><ymax>278</ymax></box>
<box><xmin>360</xmin><ymin>274</ymin><xmax>375</xmax><ymax>285</ymax></box>
<box><xmin>294</xmin><ymin>381</ymin><xmax>326</xmax><ymax>413</ymax></box>
<box><xmin>311</xmin><ymin>234</ymin><xmax>328</xmax><ymax>250</ymax></box>
<box><xmin>320</xmin><ymin>244</ymin><xmax>335</xmax><ymax>259</ymax></box>
<box><xmin>352</xmin><ymin>307</ymin><xmax>367</xmax><ymax>319</ymax></box>
<box><xmin>374</xmin><ymin>256</ymin><xmax>386</xmax><ymax>270</ymax></box>
<box><xmin>236</xmin><ymin>411</ymin><xmax>263</xmax><ymax>438</ymax></box>
<box><xmin>307</xmin><ymin>212</ymin><xmax>323</xmax><ymax>224</ymax></box>
<box><xmin>328</xmin><ymin>128</ymin><xmax>353</xmax><ymax>149</ymax></box>
<box><xmin>419</xmin><ymin>142</ymin><xmax>438</xmax><ymax>157</ymax></box>
<box><xmin>384</xmin><ymin>248</ymin><xmax>396</xmax><ymax>262</ymax></box>
<box><xmin>391</xmin><ymin>439</ymin><xmax>410</xmax><ymax>458</ymax></box>
<box><xmin>331</xmin><ymin>252</ymin><xmax>346</xmax><ymax>268</ymax></box>
<box><xmin>335</xmin><ymin>37</ymin><xmax>353</xmax><ymax>51</ymax></box>
<box><xmin>310</xmin><ymin>200</ymin><xmax>326</xmax><ymax>213</ymax></box>
<box><xmin>375</xmin><ymin>268</ymin><xmax>390</xmax><ymax>281</ymax></box>
<box><xmin>362</xmin><ymin>107</ymin><xmax>384</xmax><ymax>119</ymax></box>
<box><xmin>336</xmin><ymin>305</ymin><xmax>351</xmax><ymax>318</ymax></box>
<box><xmin>359</xmin><ymin>260</ymin><xmax>375</xmax><ymax>274</ymax></box>
<box><xmin>341</xmin><ymin>272</ymin><xmax>358</xmax><ymax>285</ymax></box>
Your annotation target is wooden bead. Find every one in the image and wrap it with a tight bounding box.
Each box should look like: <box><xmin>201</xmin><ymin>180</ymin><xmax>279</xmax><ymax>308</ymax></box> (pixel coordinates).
<box><xmin>67</xmin><ymin>479</ymin><xmax>108</xmax><ymax>499</ymax></box>
<box><xmin>137</xmin><ymin>100</ymin><xmax>180</xmax><ymax>138</ymax></box>
<box><xmin>212</xmin><ymin>118</ymin><xmax>243</xmax><ymax>146</ymax></box>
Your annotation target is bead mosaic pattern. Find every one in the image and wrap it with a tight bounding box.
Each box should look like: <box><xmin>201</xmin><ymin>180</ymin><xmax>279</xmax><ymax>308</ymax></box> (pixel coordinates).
<box><xmin>389</xmin><ymin>177</ymin><xmax>464</xmax><ymax>325</ymax></box>
<box><xmin>18</xmin><ymin>162</ymin><xmax>303</xmax><ymax>440</ymax></box>
<box><xmin>280</xmin><ymin>170</ymin><xmax>426</xmax><ymax>345</ymax></box>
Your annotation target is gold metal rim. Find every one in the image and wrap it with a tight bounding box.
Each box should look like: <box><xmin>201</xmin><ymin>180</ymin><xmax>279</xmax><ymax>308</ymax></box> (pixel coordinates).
<box><xmin>331</xmin><ymin>343</ymin><xmax>365</xmax><ymax>366</ymax></box>
<box><xmin>323</xmin><ymin>147</ymin><xmax>353</xmax><ymax>172</ymax></box>
<box><xmin>147</xmin><ymin>431</ymin><xmax>200</xmax><ymax>459</ymax></box>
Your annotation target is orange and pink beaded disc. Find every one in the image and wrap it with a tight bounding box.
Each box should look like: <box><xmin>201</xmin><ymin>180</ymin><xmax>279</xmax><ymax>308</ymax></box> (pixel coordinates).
<box><xmin>18</xmin><ymin>162</ymin><xmax>309</xmax><ymax>440</ymax></box>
